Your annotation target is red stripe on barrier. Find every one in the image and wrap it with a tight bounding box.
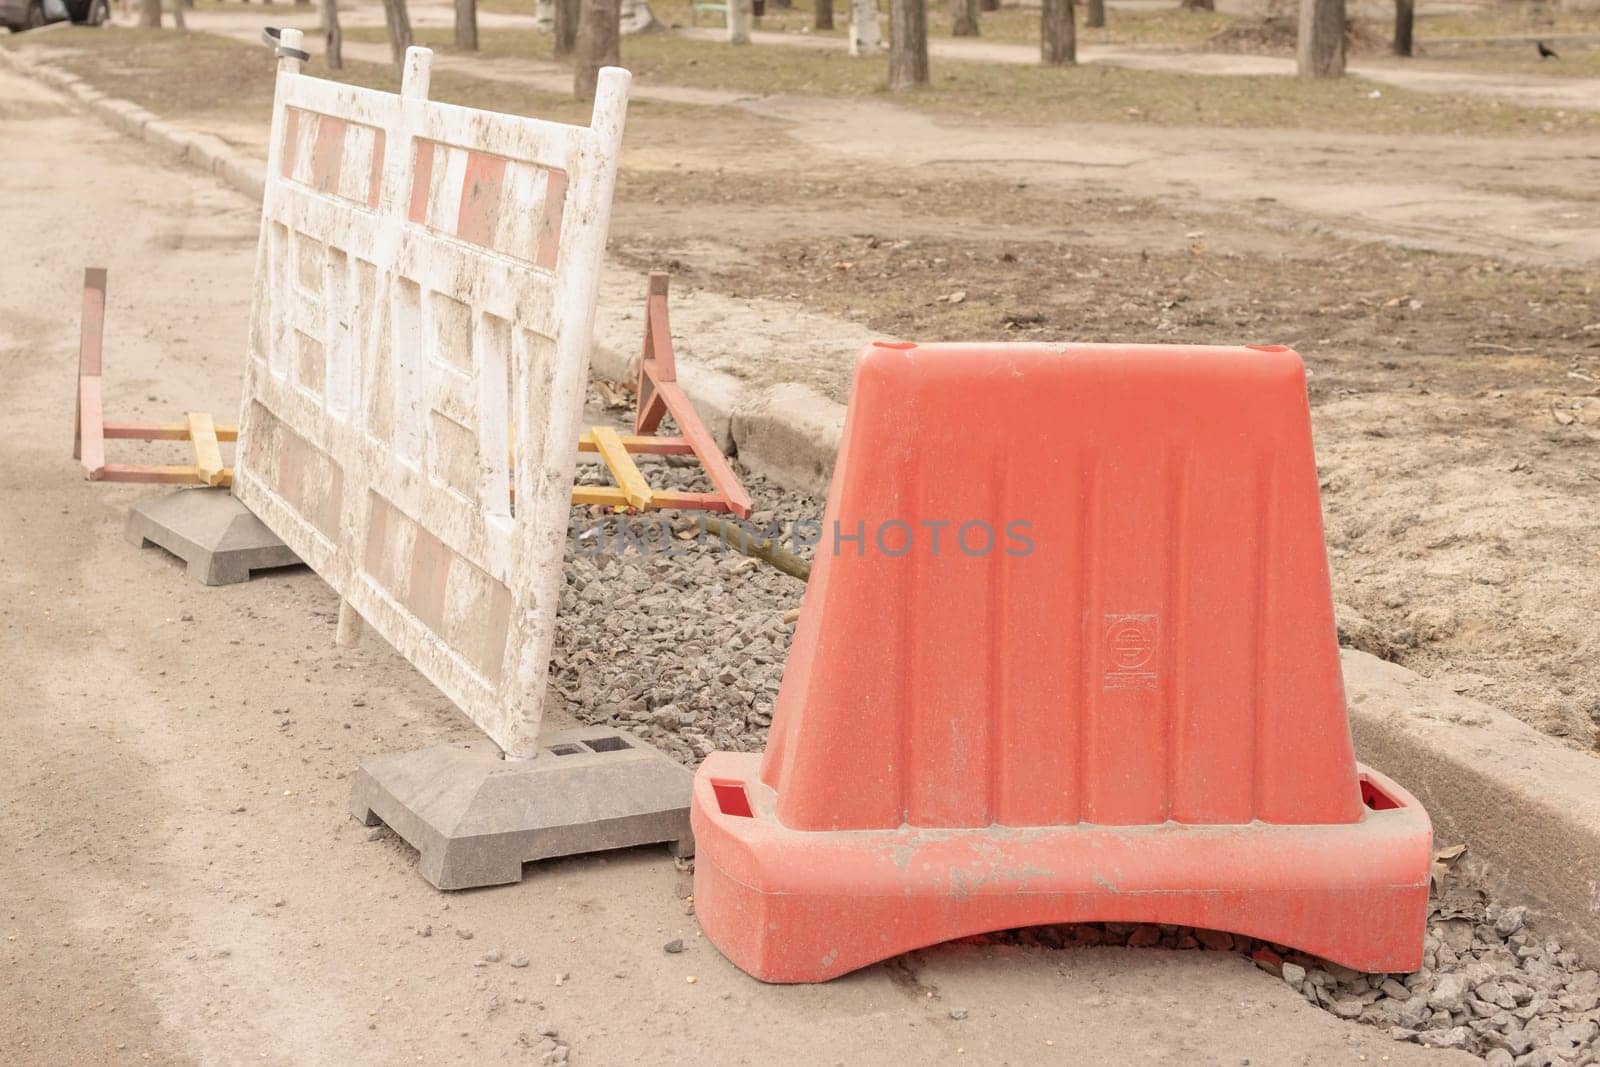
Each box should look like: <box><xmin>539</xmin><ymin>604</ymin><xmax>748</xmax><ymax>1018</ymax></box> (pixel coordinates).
<box><xmin>310</xmin><ymin>116</ymin><xmax>347</xmax><ymax>196</ymax></box>
<box><xmin>535</xmin><ymin>169</ymin><xmax>567</xmax><ymax>270</ymax></box>
<box><xmin>408</xmin><ymin>139</ymin><xmax>436</xmax><ymax>225</ymax></box>
<box><xmin>281</xmin><ymin>108</ymin><xmax>300</xmax><ymax>179</ymax></box>
<box><xmin>456</xmin><ymin>151</ymin><xmax>508</xmax><ymax>249</ymax></box>
<box><xmin>407</xmin><ymin>526</ymin><xmax>453</xmax><ymax>634</ymax></box>
<box><xmin>368</xmin><ymin>129</ymin><xmax>386</xmax><ymax>210</ymax></box>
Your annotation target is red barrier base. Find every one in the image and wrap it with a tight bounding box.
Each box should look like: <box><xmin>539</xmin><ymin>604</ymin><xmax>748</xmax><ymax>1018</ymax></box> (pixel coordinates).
<box><xmin>692</xmin><ymin>753</ymin><xmax>1432</xmax><ymax>983</ymax></box>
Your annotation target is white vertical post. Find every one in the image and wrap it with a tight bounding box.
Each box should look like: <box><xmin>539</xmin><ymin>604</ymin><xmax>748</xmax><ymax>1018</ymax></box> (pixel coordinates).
<box><xmin>278</xmin><ymin>27</ymin><xmax>306</xmax><ymax>75</ymax></box>
<box><xmin>497</xmin><ymin>62</ymin><xmax>630</xmax><ymax>762</ymax></box>
<box><xmin>401</xmin><ymin>45</ymin><xmax>433</xmax><ymax>100</ymax></box>
<box><xmin>727</xmin><ymin>0</ymin><xmax>751</xmax><ymax>44</ymax></box>
<box><xmin>849</xmin><ymin>0</ymin><xmax>880</xmax><ymax>54</ymax></box>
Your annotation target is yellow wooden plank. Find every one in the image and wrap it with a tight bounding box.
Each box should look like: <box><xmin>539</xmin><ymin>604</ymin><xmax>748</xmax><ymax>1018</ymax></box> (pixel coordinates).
<box><xmin>187</xmin><ymin>411</ymin><xmax>226</xmax><ymax>487</ymax></box>
<box><xmin>570</xmin><ymin>485</ymin><xmax>630</xmax><ymax>507</ymax></box>
<box><xmin>103</xmin><ymin>422</ymin><xmax>236</xmax><ymax>442</ymax></box>
<box><xmin>589</xmin><ymin>425</ymin><xmax>653</xmax><ymax>509</ymax></box>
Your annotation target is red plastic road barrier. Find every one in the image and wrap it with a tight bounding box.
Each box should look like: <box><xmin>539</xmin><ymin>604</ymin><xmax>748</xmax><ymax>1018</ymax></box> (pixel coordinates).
<box><xmin>691</xmin><ymin>341</ymin><xmax>1433</xmax><ymax>983</ymax></box>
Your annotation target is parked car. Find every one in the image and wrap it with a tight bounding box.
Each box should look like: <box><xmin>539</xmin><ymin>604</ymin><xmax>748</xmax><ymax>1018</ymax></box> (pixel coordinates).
<box><xmin>3</xmin><ymin>0</ymin><xmax>109</xmax><ymax>33</ymax></box>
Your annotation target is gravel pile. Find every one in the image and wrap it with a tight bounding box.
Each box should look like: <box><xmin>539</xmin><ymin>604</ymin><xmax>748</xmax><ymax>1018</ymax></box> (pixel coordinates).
<box><xmin>549</xmin><ymin>406</ymin><xmax>1599</xmax><ymax>1064</ymax></box>
<box><xmin>1326</xmin><ymin>884</ymin><xmax>1600</xmax><ymax>1065</ymax></box>
<box><xmin>549</xmin><ymin>450</ymin><xmax>815</xmax><ymax>767</ymax></box>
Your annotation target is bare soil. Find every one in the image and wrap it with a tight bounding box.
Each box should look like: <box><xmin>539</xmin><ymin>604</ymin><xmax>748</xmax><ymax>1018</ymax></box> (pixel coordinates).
<box><xmin>612</xmin><ymin>173</ymin><xmax>1600</xmax><ymax>749</ymax></box>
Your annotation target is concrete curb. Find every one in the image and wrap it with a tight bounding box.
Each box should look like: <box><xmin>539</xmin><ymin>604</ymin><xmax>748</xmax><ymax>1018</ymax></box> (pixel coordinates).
<box><xmin>8</xmin><ymin>43</ymin><xmax>1598</xmax><ymax>964</ymax></box>
<box><xmin>1344</xmin><ymin>649</ymin><xmax>1600</xmax><ymax>963</ymax></box>
<box><xmin>0</xmin><ymin>43</ymin><xmax>839</xmax><ymax>492</ymax></box>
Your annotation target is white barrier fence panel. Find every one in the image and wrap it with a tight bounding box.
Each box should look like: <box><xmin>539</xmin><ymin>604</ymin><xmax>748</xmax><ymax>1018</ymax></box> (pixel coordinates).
<box><xmin>234</xmin><ymin>34</ymin><xmax>630</xmax><ymax>759</ymax></box>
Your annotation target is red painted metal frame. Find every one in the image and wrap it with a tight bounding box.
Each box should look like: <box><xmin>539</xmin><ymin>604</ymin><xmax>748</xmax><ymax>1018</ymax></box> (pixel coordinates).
<box><xmin>71</xmin><ymin>268</ymin><xmax>233</xmax><ymax>486</ymax></box>
<box><xmin>72</xmin><ymin>267</ymin><xmax>108</xmax><ymax>478</ymax></box>
<box><xmin>632</xmin><ymin>272</ymin><xmax>753</xmax><ymax>519</ymax></box>
<box><xmin>69</xmin><ymin>267</ymin><xmax>748</xmax><ymax>513</ymax></box>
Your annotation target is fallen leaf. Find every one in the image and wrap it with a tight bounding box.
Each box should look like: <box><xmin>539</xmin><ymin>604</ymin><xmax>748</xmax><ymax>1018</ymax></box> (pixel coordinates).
<box><xmin>1430</xmin><ymin>843</ymin><xmax>1468</xmax><ymax>893</ymax></box>
<box><xmin>593</xmin><ymin>380</ymin><xmax>632</xmax><ymax>409</ymax></box>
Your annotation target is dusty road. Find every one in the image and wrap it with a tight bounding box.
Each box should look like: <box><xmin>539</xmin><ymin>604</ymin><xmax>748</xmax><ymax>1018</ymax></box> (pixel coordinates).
<box><xmin>0</xmin><ymin>65</ymin><xmax>1476</xmax><ymax>1065</ymax></box>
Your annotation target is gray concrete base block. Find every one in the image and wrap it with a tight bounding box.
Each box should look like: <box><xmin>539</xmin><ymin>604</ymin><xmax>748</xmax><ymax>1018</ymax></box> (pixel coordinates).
<box><xmin>350</xmin><ymin>727</ymin><xmax>695</xmax><ymax>890</ymax></box>
<box><xmin>124</xmin><ymin>488</ymin><xmax>299</xmax><ymax>586</ymax></box>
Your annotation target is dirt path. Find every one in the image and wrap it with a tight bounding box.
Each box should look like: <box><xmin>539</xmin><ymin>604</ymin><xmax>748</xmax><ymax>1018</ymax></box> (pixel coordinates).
<box><xmin>179</xmin><ymin>4</ymin><xmax>1600</xmax><ymax>268</ymax></box>
<box><xmin>0</xmin><ymin>63</ymin><xmax>1483</xmax><ymax>1066</ymax></box>
<box><xmin>214</xmin><ymin>0</ymin><xmax>1600</xmax><ymax>113</ymax></box>
<box><xmin>672</xmin><ymin>23</ymin><xmax>1600</xmax><ymax>111</ymax></box>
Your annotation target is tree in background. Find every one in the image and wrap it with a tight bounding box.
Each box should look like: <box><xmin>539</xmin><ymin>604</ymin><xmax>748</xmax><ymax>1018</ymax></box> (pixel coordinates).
<box><xmin>888</xmin><ymin>0</ymin><xmax>929</xmax><ymax>88</ymax></box>
<box><xmin>555</xmin><ymin>0</ymin><xmax>579</xmax><ymax>56</ymax></box>
<box><xmin>728</xmin><ymin>0</ymin><xmax>751</xmax><ymax>43</ymax></box>
<box><xmin>849</xmin><ymin>0</ymin><xmax>881</xmax><ymax>53</ymax></box>
<box><xmin>1086</xmin><ymin>0</ymin><xmax>1104</xmax><ymax>30</ymax></box>
<box><xmin>323</xmin><ymin>0</ymin><xmax>344</xmax><ymax>70</ymax></box>
<box><xmin>1393</xmin><ymin>0</ymin><xmax>1414</xmax><ymax>56</ymax></box>
<box><xmin>980</xmin><ymin>0</ymin><xmax>997</xmax><ymax>11</ymax></box>
<box><xmin>382</xmin><ymin>0</ymin><xmax>414</xmax><ymax>71</ymax></box>
<box><xmin>1297</xmin><ymin>0</ymin><xmax>1345</xmax><ymax>76</ymax></box>
<box><xmin>1180</xmin><ymin>0</ymin><xmax>1214</xmax><ymax>10</ymax></box>
<box><xmin>952</xmin><ymin>0</ymin><xmax>978</xmax><ymax>37</ymax></box>
<box><xmin>815</xmin><ymin>0</ymin><xmax>834</xmax><ymax>31</ymax></box>
<box><xmin>456</xmin><ymin>0</ymin><xmax>479</xmax><ymax>51</ymax></box>
<box><xmin>1041</xmin><ymin>0</ymin><xmax>1075</xmax><ymax>65</ymax></box>
<box><xmin>139</xmin><ymin>0</ymin><xmax>160</xmax><ymax>28</ymax></box>
<box><xmin>171</xmin><ymin>0</ymin><xmax>185</xmax><ymax>29</ymax></box>
<box><xmin>575</xmin><ymin>0</ymin><xmax>621</xmax><ymax>99</ymax></box>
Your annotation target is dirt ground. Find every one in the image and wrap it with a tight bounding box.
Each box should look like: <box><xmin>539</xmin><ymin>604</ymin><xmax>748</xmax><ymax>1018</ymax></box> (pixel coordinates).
<box><xmin>2</xmin><ymin>4</ymin><xmax>1600</xmax><ymax>1060</ymax></box>
<box><xmin>0</xmin><ymin>66</ymin><xmax>1485</xmax><ymax>1065</ymax></box>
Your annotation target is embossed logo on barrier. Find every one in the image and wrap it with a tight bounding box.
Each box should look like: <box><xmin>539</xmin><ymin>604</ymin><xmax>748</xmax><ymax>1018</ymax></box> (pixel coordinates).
<box><xmin>1104</xmin><ymin>613</ymin><xmax>1159</xmax><ymax>691</ymax></box>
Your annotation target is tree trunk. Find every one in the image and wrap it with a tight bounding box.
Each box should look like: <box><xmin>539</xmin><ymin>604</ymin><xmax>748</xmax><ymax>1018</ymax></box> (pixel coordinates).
<box><xmin>554</xmin><ymin>0</ymin><xmax>579</xmax><ymax>55</ymax></box>
<box><xmin>727</xmin><ymin>0</ymin><xmax>751</xmax><ymax>42</ymax></box>
<box><xmin>888</xmin><ymin>0</ymin><xmax>928</xmax><ymax>89</ymax></box>
<box><xmin>1392</xmin><ymin>0</ymin><xmax>1413</xmax><ymax>57</ymax></box>
<box><xmin>815</xmin><ymin>0</ymin><xmax>833</xmax><ymax>31</ymax></box>
<box><xmin>455</xmin><ymin>0</ymin><xmax>478</xmax><ymax>50</ymax></box>
<box><xmin>1041</xmin><ymin>0</ymin><xmax>1075</xmax><ymax>65</ymax></box>
<box><xmin>1086</xmin><ymin>0</ymin><xmax>1104</xmax><ymax>28</ymax></box>
<box><xmin>952</xmin><ymin>0</ymin><xmax>978</xmax><ymax>36</ymax></box>
<box><xmin>139</xmin><ymin>0</ymin><xmax>160</xmax><ymax>27</ymax></box>
<box><xmin>849</xmin><ymin>0</ymin><xmax>880</xmax><ymax>53</ymax></box>
<box><xmin>575</xmin><ymin>0</ymin><xmax>620</xmax><ymax>100</ymax></box>
<box><xmin>1179</xmin><ymin>0</ymin><xmax>1213</xmax><ymax>10</ymax></box>
<box><xmin>979</xmin><ymin>0</ymin><xmax>996</xmax><ymax>10</ymax></box>
<box><xmin>323</xmin><ymin>0</ymin><xmax>344</xmax><ymax>69</ymax></box>
<box><xmin>382</xmin><ymin>0</ymin><xmax>414</xmax><ymax>71</ymax></box>
<box><xmin>171</xmin><ymin>0</ymin><xmax>186</xmax><ymax>29</ymax></box>
<box><xmin>1297</xmin><ymin>0</ymin><xmax>1345</xmax><ymax>76</ymax></box>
